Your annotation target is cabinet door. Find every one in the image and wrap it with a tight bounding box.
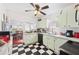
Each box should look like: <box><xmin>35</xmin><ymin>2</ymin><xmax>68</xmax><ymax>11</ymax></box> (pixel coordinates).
<box><xmin>32</xmin><ymin>33</ymin><xmax>38</xmax><ymax>43</ymax></box>
<box><xmin>24</xmin><ymin>34</ymin><xmax>32</xmax><ymax>44</ymax></box>
<box><xmin>67</xmin><ymin>5</ymin><xmax>78</xmax><ymax>27</ymax></box>
<box><xmin>43</xmin><ymin>35</ymin><xmax>49</xmax><ymax>47</ymax></box>
<box><xmin>55</xmin><ymin>38</ymin><xmax>68</xmax><ymax>48</ymax></box>
<box><xmin>47</xmin><ymin>36</ymin><xmax>55</xmax><ymax>50</ymax></box>
<box><xmin>54</xmin><ymin>37</ymin><xmax>68</xmax><ymax>54</ymax></box>
<box><xmin>57</xmin><ymin>8</ymin><xmax>67</xmax><ymax>27</ymax></box>
<box><xmin>23</xmin><ymin>33</ymin><xmax>38</xmax><ymax>45</ymax></box>
<box><xmin>37</xmin><ymin>19</ymin><xmax>47</xmax><ymax>28</ymax></box>
<box><xmin>43</xmin><ymin>35</ymin><xmax>55</xmax><ymax>50</ymax></box>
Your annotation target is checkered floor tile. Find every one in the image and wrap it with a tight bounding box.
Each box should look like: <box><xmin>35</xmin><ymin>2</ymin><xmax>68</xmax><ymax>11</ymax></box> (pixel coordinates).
<box><xmin>12</xmin><ymin>42</ymin><xmax>54</xmax><ymax>55</ymax></box>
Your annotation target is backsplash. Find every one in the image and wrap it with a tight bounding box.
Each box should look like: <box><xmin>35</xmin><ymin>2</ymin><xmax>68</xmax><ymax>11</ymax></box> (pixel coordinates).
<box><xmin>67</xmin><ymin>27</ymin><xmax>79</xmax><ymax>32</ymax></box>
<box><xmin>60</xmin><ymin>27</ymin><xmax>79</xmax><ymax>33</ymax></box>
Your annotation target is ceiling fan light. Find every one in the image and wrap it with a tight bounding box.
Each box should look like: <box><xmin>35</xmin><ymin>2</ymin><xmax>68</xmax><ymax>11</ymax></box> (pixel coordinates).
<box><xmin>34</xmin><ymin>11</ymin><xmax>40</xmax><ymax>16</ymax></box>
<box><xmin>34</xmin><ymin>11</ymin><xmax>37</xmax><ymax>14</ymax></box>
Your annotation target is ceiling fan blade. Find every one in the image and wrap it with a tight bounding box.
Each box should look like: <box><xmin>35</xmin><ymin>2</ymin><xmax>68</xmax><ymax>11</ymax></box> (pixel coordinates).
<box><xmin>41</xmin><ymin>5</ymin><xmax>49</xmax><ymax>10</ymax></box>
<box><xmin>35</xmin><ymin>4</ymin><xmax>40</xmax><ymax>9</ymax></box>
<box><xmin>25</xmin><ymin>10</ymin><xmax>34</xmax><ymax>12</ymax></box>
<box><xmin>75</xmin><ymin>4</ymin><xmax>79</xmax><ymax>8</ymax></box>
<box><xmin>40</xmin><ymin>11</ymin><xmax>46</xmax><ymax>15</ymax></box>
<box><xmin>30</xmin><ymin>3</ymin><xmax>35</xmax><ymax>7</ymax></box>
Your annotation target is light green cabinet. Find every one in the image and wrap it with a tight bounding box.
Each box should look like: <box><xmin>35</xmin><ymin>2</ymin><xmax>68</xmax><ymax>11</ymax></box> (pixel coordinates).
<box><xmin>43</xmin><ymin>34</ymin><xmax>55</xmax><ymax>50</ymax></box>
<box><xmin>57</xmin><ymin>4</ymin><xmax>79</xmax><ymax>27</ymax></box>
<box><xmin>43</xmin><ymin>34</ymin><xmax>68</xmax><ymax>54</ymax></box>
<box><xmin>23</xmin><ymin>33</ymin><xmax>38</xmax><ymax>45</ymax></box>
<box><xmin>67</xmin><ymin>5</ymin><xmax>78</xmax><ymax>27</ymax></box>
<box><xmin>54</xmin><ymin>37</ymin><xmax>68</xmax><ymax>54</ymax></box>
<box><xmin>57</xmin><ymin>8</ymin><xmax>67</xmax><ymax>27</ymax></box>
<box><xmin>37</xmin><ymin>19</ymin><xmax>47</xmax><ymax>28</ymax></box>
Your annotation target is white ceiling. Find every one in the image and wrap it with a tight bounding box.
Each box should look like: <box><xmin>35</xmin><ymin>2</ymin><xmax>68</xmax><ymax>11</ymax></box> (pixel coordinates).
<box><xmin>2</xmin><ymin>3</ymin><xmax>74</xmax><ymax>14</ymax></box>
<box><xmin>1</xmin><ymin>3</ymin><xmax>75</xmax><ymax>23</ymax></box>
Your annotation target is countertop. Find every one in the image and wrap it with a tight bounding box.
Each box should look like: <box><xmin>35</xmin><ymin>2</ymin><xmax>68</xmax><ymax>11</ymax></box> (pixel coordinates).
<box><xmin>21</xmin><ymin>32</ymin><xmax>79</xmax><ymax>43</ymax></box>
<box><xmin>42</xmin><ymin>33</ymin><xmax>79</xmax><ymax>43</ymax></box>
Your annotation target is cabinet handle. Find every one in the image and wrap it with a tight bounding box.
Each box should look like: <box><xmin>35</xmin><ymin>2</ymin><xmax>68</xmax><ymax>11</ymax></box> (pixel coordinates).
<box><xmin>75</xmin><ymin>10</ymin><xmax>79</xmax><ymax>25</ymax></box>
<box><xmin>75</xmin><ymin>10</ymin><xmax>78</xmax><ymax>22</ymax></box>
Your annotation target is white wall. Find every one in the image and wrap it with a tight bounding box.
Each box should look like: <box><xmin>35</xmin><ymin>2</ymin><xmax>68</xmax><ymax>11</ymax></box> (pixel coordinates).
<box><xmin>2</xmin><ymin>3</ymin><xmax>38</xmax><ymax>31</ymax></box>
<box><xmin>0</xmin><ymin>4</ymin><xmax>5</xmax><ymax>31</ymax></box>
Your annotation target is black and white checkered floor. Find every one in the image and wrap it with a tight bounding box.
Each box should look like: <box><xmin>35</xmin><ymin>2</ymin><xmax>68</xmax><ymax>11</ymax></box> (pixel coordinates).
<box><xmin>12</xmin><ymin>42</ymin><xmax>55</xmax><ymax>55</ymax></box>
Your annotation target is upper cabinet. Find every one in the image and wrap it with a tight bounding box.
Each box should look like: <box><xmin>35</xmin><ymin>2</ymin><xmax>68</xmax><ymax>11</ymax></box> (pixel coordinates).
<box><xmin>57</xmin><ymin>4</ymin><xmax>79</xmax><ymax>28</ymax></box>
<box><xmin>37</xmin><ymin>18</ymin><xmax>47</xmax><ymax>28</ymax></box>
<box><xmin>57</xmin><ymin>8</ymin><xmax>67</xmax><ymax>28</ymax></box>
<box><xmin>67</xmin><ymin>4</ymin><xmax>79</xmax><ymax>27</ymax></box>
<box><xmin>36</xmin><ymin>4</ymin><xmax>79</xmax><ymax>29</ymax></box>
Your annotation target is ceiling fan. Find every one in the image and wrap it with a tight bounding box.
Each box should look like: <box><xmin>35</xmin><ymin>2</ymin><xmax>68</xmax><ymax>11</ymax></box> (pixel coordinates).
<box><xmin>25</xmin><ymin>3</ymin><xmax>49</xmax><ymax>16</ymax></box>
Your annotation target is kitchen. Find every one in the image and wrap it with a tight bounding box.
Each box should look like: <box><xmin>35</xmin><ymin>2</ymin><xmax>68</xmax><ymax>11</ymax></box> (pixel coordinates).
<box><xmin>0</xmin><ymin>3</ymin><xmax>79</xmax><ymax>55</ymax></box>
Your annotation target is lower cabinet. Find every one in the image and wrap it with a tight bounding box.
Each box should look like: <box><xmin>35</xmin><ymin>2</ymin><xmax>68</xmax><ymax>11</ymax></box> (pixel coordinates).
<box><xmin>54</xmin><ymin>37</ymin><xmax>68</xmax><ymax>54</ymax></box>
<box><xmin>43</xmin><ymin>34</ymin><xmax>55</xmax><ymax>51</ymax></box>
<box><xmin>23</xmin><ymin>33</ymin><xmax>38</xmax><ymax>45</ymax></box>
<box><xmin>43</xmin><ymin>34</ymin><xmax>68</xmax><ymax>54</ymax></box>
